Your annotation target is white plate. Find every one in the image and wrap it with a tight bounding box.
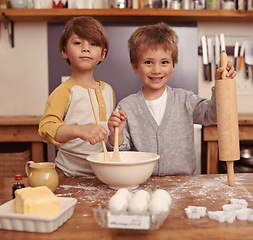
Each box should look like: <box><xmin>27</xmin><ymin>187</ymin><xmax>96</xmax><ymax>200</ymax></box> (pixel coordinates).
<box><xmin>0</xmin><ymin>197</ymin><xmax>77</xmax><ymax>233</ymax></box>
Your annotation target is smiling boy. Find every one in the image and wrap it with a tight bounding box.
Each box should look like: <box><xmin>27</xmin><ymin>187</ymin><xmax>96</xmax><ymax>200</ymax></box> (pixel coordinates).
<box><xmin>107</xmin><ymin>22</ymin><xmax>236</xmax><ymax>176</ymax></box>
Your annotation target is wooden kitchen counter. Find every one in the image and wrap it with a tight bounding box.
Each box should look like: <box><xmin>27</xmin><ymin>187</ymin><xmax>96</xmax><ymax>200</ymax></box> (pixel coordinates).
<box><xmin>0</xmin><ymin>115</ymin><xmax>43</xmax><ymax>162</ymax></box>
<box><xmin>203</xmin><ymin>113</ymin><xmax>253</xmax><ymax>174</ymax></box>
<box><xmin>0</xmin><ymin>173</ymin><xmax>253</xmax><ymax>239</ymax></box>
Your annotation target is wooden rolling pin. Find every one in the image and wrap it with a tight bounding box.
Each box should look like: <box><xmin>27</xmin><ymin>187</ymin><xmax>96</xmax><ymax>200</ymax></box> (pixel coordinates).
<box><xmin>215</xmin><ymin>51</ymin><xmax>240</xmax><ymax>186</ymax></box>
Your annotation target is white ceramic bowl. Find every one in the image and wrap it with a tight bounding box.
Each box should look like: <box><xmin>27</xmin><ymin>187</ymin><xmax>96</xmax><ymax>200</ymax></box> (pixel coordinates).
<box><xmin>10</xmin><ymin>0</ymin><xmax>28</xmax><ymax>8</ymax></box>
<box><xmin>86</xmin><ymin>151</ymin><xmax>159</xmax><ymax>190</ymax></box>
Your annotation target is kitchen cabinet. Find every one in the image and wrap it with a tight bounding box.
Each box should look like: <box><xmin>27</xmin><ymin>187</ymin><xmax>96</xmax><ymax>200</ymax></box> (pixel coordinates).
<box><xmin>203</xmin><ymin>114</ymin><xmax>253</xmax><ymax>174</ymax></box>
<box><xmin>0</xmin><ymin>116</ymin><xmax>43</xmax><ymax>163</ymax></box>
<box><xmin>0</xmin><ymin>9</ymin><xmax>253</xmax><ymax>23</ymax></box>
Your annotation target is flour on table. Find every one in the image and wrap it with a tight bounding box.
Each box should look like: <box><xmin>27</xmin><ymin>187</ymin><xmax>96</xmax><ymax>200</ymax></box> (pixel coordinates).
<box><xmin>139</xmin><ymin>174</ymin><xmax>252</xmax><ymax>210</ymax></box>
<box><xmin>55</xmin><ymin>174</ymin><xmax>252</xmax><ymax>211</ymax></box>
<box><xmin>56</xmin><ymin>177</ymin><xmax>114</xmax><ymax>206</ymax></box>
<box><xmin>60</xmin><ymin>185</ymin><xmax>97</xmax><ymax>191</ymax></box>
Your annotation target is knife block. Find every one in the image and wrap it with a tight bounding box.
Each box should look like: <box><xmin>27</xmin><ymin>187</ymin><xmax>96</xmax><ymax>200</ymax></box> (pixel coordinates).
<box><xmin>215</xmin><ymin>51</ymin><xmax>240</xmax><ymax>186</ymax></box>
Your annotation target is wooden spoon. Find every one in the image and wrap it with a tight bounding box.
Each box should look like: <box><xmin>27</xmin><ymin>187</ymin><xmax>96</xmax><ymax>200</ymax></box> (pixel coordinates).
<box><xmin>88</xmin><ymin>88</ymin><xmax>112</xmax><ymax>162</ymax></box>
<box><xmin>111</xmin><ymin>108</ymin><xmax>121</xmax><ymax>162</ymax></box>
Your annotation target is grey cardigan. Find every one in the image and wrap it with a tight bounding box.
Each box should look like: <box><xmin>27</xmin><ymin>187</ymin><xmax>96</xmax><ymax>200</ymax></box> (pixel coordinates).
<box><xmin>108</xmin><ymin>85</ymin><xmax>217</xmax><ymax>176</ymax></box>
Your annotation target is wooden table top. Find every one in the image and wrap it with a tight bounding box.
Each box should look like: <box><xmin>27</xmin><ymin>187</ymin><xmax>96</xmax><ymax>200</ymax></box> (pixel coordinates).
<box><xmin>238</xmin><ymin>113</ymin><xmax>253</xmax><ymax>125</ymax></box>
<box><xmin>0</xmin><ymin>115</ymin><xmax>42</xmax><ymax>125</ymax></box>
<box><xmin>0</xmin><ymin>174</ymin><xmax>253</xmax><ymax>239</ymax></box>
<box><xmin>204</xmin><ymin>113</ymin><xmax>253</xmax><ymax>127</ymax></box>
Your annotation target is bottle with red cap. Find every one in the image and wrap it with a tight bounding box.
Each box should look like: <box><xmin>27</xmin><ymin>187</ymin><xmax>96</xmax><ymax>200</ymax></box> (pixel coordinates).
<box><xmin>12</xmin><ymin>174</ymin><xmax>25</xmax><ymax>199</ymax></box>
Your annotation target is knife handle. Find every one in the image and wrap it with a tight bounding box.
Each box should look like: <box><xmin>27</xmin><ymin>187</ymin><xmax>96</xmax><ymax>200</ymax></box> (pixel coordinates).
<box><xmin>208</xmin><ymin>64</ymin><xmax>212</xmax><ymax>81</ymax></box>
<box><xmin>204</xmin><ymin>65</ymin><xmax>209</xmax><ymax>81</ymax></box>
<box><xmin>220</xmin><ymin>50</ymin><xmax>228</xmax><ymax>79</ymax></box>
<box><xmin>245</xmin><ymin>64</ymin><xmax>250</xmax><ymax>79</ymax></box>
<box><xmin>234</xmin><ymin>58</ymin><xmax>237</xmax><ymax>70</ymax></box>
<box><xmin>238</xmin><ymin>56</ymin><xmax>244</xmax><ymax>71</ymax></box>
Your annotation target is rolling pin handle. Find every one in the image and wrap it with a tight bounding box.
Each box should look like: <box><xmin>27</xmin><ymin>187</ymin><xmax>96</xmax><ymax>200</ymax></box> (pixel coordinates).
<box><xmin>220</xmin><ymin>50</ymin><xmax>228</xmax><ymax>79</ymax></box>
<box><xmin>226</xmin><ymin>161</ymin><xmax>235</xmax><ymax>187</ymax></box>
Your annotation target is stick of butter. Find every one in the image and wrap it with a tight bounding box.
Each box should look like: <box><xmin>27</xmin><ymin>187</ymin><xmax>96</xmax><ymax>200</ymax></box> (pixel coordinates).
<box><xmin>15</xmin><ymin>186</ymin><xmax>60</xmax><ymax>217</ymax></box>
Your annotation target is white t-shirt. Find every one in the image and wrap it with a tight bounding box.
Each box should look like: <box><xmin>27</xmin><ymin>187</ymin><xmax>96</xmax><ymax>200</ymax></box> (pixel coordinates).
<box><xmin>145</xmin><ymin>90</ymin><xmax>167</xmax><ymax>125</ymax></box>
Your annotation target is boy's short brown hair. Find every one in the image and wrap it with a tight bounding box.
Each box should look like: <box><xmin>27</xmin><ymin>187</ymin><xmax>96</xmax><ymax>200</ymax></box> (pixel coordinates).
<box><xmin>128</xmin><ymin>22</ymin><xmax>178</xmax><ymax>69</ymax></box>
<box><xmin>59</xmin><ymin>16</ymin><xmax>109</xmax><ymax>65</ymax></box>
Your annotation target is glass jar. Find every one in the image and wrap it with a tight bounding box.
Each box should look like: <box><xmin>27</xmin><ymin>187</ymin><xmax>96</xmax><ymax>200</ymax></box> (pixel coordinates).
<box><xmin>207</xmin><ymin>0</ymin><xmax>220</xmax><ymax>9</ymax></box>
<box><xmin>12</xmin><ymin>174</ymin><xmax>25</xmax><ymax>199</ymax></box>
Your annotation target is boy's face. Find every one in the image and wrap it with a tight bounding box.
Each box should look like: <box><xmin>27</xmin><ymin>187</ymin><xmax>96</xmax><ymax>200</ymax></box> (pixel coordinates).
<box><xmin>132</xmin><ymin>47</ymin><xmax>175</xmax><ymax>99</ymax></box>
<box><xmin>61</xmin><ymin>32</ymin><xmax>106</xmax><ymax>71</ymax></box>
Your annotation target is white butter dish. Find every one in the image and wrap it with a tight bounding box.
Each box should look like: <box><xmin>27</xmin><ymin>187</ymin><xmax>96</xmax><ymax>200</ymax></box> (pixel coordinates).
<box><xmin>0</xmin><ymin>197</ymin><xmax>77</xmax><ymax>233</ymax></box>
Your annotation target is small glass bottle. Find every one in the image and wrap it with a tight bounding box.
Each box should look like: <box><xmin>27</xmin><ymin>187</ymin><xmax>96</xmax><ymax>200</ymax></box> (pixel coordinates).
<box><xmin>0</xmin><ymin>0</ymin><xmax>7</xmax><ymax>9</ymax></box>
<box><xmin>12</xmin><ymin>175</ymin><xmax>25</xmax><ymax>199</ymax></box>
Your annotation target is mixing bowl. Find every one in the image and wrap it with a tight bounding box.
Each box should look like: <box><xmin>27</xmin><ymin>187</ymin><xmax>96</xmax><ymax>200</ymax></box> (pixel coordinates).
<box><xmin>86</xmin><ymin>151</ymin><xmax>159</xmax><ymax>189</ymax></box>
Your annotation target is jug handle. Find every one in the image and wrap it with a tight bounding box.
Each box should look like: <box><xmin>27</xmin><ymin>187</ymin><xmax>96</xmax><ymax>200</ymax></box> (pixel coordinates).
<box><xmin>25</xmin><ymin>161</ymin><xmax>35</xmax><ymax>177</ymax></box>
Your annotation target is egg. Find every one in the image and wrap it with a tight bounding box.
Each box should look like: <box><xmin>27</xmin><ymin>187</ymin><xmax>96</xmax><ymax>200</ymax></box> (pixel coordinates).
<box><xmin>152</xmin><ymin>189</ymin><xmax>172</xmax><ymax>206</ymax></box>
<box><xmin>115</xmin><ymin>188</ymin><xmax>132</xmax><ymax>201</ymax></box>
<box><xmin>148</xmin><ymin>197</ymin><xmax>169</xmax><ymax>214</ymax></box>
<box><xmin>133</xmin><ymin>189</ymin><xmax>150</xmax><ymax>202</ymax></box>
<box><xmin>108</xmin><ymin>194</ymin><xmax>128</xmax><ymax>212</ymax></box>
<box><xmin>128</xmin><ymin>196</ymin><xmax>148</xmax><ymax>213</ymax></box>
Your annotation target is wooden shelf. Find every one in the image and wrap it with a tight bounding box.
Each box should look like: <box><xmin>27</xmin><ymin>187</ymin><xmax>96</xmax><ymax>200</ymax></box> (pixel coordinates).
<box><xmin>1</xmin><ymin>8</ymin><xmax>252</xmax><ymax>48</ymax></box>
<box><xmin>1</xmin><ymin>8</ymin><xmax>253</xmax><ymax>23</ymax></box>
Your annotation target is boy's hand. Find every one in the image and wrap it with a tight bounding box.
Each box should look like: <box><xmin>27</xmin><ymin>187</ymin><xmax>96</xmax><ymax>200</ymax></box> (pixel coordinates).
<box><xmin>78</xmin><ymin>125</ymin><xmax>108</xmax><ymax>145</ymax></box>
<box><xmin>108</xmin><ymin>109</ymin><xmax>127</xmax><ymax>146</ymax></box>
<box><xmin>215</xmin><ymin>60</ymin><xmax>236</xmax><ymax>80</ymax></box>
<box><xmin>55</xmin><ymin>124</ymin><xmax>107</xmax><ymax>145</ymax></box>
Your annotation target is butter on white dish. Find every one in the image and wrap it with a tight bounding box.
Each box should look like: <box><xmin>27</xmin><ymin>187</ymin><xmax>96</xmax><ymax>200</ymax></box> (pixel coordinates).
<box><xmin>15</xmin><ymin>186</ymin><xmax>60</xmax><ymax>217</ymax></box>
<box><xmin>0</xmin><ymin>197</ymin><xmax>77</xmax><ymax>233</ymax></box>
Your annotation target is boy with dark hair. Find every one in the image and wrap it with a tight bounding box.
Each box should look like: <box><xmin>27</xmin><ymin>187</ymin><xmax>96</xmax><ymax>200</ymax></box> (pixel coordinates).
<box><xmin>39</xmin><ymin>16</ymin><xmax>115</xmax><ymax>177</ymax></box>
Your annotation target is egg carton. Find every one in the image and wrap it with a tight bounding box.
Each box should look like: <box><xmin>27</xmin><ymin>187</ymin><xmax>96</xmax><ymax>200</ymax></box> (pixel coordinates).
<box><xmin>92</xmin><ymin>207</ymin><xmax>170</xmax><ymax>230</ymax></box>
